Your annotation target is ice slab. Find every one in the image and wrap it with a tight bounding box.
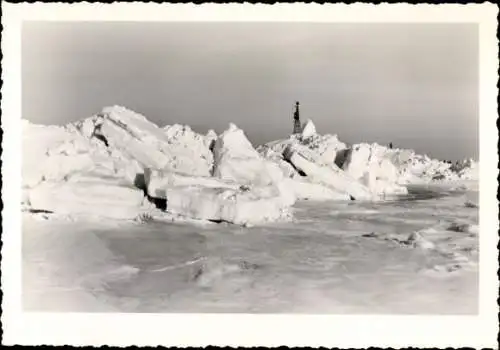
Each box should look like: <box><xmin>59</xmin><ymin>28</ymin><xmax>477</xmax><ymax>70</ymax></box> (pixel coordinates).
<box><xmin>144</xmin><ymin>168</ymin><xmax>294</xmax><ymax>225</ymax></box>
<box><xmin>28</xmin><ymin>180</ymin><xmax>145</xmax><ymax>219</ymax></box>
<box><xmin>212</xmin><ymin>123</ymin><xmax>285</xmax><ymax>187</ymax></box>
<box><xmin>284</xmin><ymin>144</ymin><xmax>374</xmax><ymax>200</ymax></box>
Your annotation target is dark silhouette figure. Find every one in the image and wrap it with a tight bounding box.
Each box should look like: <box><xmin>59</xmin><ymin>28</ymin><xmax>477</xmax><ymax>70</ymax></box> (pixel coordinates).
<box><xmin>389</xmin><ymin>142</ymin><xmax>393</xmax><ymax>149</ymax></box>
<box><xmin>293</xmin><ymin>101</ymin><xmax>301</xmax><ymax>134</ymax></box>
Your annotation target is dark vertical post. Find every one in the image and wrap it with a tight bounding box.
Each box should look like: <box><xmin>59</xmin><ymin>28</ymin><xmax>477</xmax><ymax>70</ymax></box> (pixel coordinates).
<box><xmin>293</xmin><ymin>101</ymin><xmax>301</xmax><ymax>134</ymax></box>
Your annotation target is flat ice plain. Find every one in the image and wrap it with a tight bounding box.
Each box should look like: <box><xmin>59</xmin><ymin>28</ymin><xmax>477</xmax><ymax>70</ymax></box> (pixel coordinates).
<box><xmin>23</xmin><ymin>184</ymin><xmax>478</xmax><ymax>313</ymax></box>
<box><xmin>22</xmin><ymin>106</ymin><xmax>479</xmax><ymax>313</ymax></box>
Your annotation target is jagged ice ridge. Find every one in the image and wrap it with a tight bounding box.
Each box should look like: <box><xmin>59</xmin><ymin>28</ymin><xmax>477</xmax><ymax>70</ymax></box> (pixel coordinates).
<box><xmin>22</xmin><ymin>105</ymin><xmax>478</xmax><ymax>225</ymax></box>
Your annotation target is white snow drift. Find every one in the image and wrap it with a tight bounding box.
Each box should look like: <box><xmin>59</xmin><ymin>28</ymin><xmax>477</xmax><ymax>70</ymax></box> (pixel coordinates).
<box><xmin>22</xmin><ymin>106</ymin><xmax>478</xmax><ymax>224</ymax></box>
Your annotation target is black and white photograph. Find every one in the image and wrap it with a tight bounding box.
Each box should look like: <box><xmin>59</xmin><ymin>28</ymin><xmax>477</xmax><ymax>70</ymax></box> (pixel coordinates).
<box><xmin>1</xmin><ymin>2</ymin><xmax>498</xmax><ymax>348</ymax></box>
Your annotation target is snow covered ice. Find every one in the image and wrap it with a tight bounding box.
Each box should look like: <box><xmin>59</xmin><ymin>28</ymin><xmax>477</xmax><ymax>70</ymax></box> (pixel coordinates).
<box><xmin>144</xmin><ymin>168</ymin><xmax>293</xmax><ymax>225</ymax></box>
<box><xmin>22</xmin><ymin>106</ymin><xmax>480</xmax><ymax>313</ymax></box>
<box><xmin>23</xmin><ymin>187</ymin><xmax>479</xmax><ymax>313</ymax></box>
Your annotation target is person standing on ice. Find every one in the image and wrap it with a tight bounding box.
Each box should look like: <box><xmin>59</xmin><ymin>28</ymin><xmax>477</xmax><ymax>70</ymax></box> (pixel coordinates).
<box><xmin>293</xmin><ymin>101</ymin><xmax>301</xmax><ymax>134</ymax></box>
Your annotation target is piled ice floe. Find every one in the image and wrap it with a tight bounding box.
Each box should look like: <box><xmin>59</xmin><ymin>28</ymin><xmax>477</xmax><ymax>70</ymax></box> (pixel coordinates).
<box><xmin>23</xmin><ymin>121</ymin><xmax>97</xmax><ymax>188</ymax></box>
<box><xmin>259</xmin><ymin>119</ymin><xmax>478</xmax><ymax>200</ymax></box>
<box><xmin>258</xmin><ymin>120</ymin><xmax>408</xmax><ymax>199</ymax></box>
<box><xmin>22</xmin><ymin>123</ymin><xmax>148</xmax><ymax>219</ymax></box>
<box><xmin>22</xmin><ymin>106</ymin><xmax>478</xmax><ymax>224</ymax></box>
<box><xmin>341</xmin><ymin>144</ymin><xmax>479</xmax><ymax>184</ymax></box>
<box><xmin>22</xmin><ymin>106</ymin><xmax>294</xmax><ymax>224</ymax></box>
<box><xmin>143</xmin><ymin>168</ymin><xmax>293</xmax><ymax>225</ymax></box>
<box><xmin>142</xmin><ymin>123</ymin><xmax>295</xmax><ymax>225</ymax></box>
<box><xmin>283</xmin><ymin>144</ymin><xmax>375</xmax><ymax>200</ymax></box>
<box><xmin>23</xmin><ymin>106</ymin><xmax>216</xmax><ymax>220</ymax></box>
<box><xmin>343</xmin><ymin>144</ymin><xmax>444</xmax><ymax>184</ymax></box>
<box><xmin>450</xmin><ymin>158</ymin><xmax>479</xmax><ymax>180</ymax></box>
<box><xmin>260</xmin><ymin>121</ymin><xmax>347</xmax><ymax>168</ymax></box>
<box><xmin>73</xmin><ymin>106</ymin><xmax>214</xmax><ymax>177</ymax></box>
<box><xmin>212</xmin><ymin>123</ymin><xmax>283</xmax><ymax>186</ymax></box>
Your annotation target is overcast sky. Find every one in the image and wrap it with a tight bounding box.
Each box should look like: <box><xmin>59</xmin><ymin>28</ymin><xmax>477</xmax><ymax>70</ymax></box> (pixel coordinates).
<box><xmin>22</xmin><ymin>22</ymin><xmax>478</xmax><ymax>160</ymax></box>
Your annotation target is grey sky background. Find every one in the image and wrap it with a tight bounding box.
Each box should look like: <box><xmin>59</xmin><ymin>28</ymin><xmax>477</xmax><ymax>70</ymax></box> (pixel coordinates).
<box><xmin>22</xmin><ymin>22</ymin><xmax>478</xmax><ymax>160</ymax></box>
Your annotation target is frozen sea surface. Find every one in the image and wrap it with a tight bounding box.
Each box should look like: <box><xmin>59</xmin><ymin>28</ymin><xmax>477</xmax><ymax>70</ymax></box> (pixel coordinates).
<box><xmin>23</xmin><ymin>184</ymin><xmax>479</xmax><ymax>314</ymax></box>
